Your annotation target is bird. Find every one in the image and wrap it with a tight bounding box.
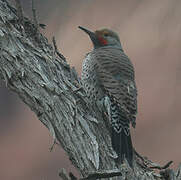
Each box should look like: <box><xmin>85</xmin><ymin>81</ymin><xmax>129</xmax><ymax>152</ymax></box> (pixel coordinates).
<box><xmin>79</xmin><ymin>26</ymin><xmax>137</xmax><ymax>167</ymax></box>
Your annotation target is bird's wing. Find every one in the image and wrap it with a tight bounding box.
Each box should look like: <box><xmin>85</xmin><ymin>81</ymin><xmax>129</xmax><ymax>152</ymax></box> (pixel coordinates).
<box><xmin>95</xmin><ymin>48</ymin><xmax>137</xmax><ymax>125</ymax></box>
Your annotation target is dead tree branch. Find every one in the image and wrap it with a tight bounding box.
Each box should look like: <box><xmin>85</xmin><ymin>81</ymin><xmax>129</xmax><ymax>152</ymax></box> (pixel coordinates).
<box><xmin>0</xmin><ymin>0</ymin><xmax>180</xmax><ymax>179</ymax></box>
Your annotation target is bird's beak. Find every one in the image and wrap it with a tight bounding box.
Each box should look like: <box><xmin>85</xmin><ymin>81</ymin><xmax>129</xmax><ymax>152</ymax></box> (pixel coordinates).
<box><xmin>78</xmin><ymin>26</ymin><xmax>99</xmax><ymax>48</ymax></box>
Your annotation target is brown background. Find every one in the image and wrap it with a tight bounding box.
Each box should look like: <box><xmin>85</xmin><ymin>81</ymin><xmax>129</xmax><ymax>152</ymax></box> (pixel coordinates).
<box><xmin>0</xmin><ymin>0</ymin><xmax>181</xmax><ymax>179</ymax></box>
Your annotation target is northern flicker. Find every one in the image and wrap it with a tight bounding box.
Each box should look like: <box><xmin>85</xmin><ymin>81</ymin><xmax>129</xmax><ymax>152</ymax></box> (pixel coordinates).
<box><xmin>79</xmin><ymin>26</ymin><xmax>137</xmax><ymax>167</ymax></box>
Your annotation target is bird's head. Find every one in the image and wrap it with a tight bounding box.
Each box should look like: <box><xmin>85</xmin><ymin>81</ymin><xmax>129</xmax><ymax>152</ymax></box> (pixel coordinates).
<box><xmin>79</xmin><ymin>26</ymin><xmax>122</xmax><ymax>49</ymax></box>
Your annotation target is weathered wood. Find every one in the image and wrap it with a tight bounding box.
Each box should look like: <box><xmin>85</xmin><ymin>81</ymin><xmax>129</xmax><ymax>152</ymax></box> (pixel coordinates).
<box><xmin>0</xmin><ymin>0</ymin><xmax>180</xmax><ymax>179</ymax></box>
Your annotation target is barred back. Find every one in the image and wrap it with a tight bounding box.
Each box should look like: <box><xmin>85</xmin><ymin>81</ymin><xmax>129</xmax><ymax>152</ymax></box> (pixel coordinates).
<box><xmin>81</xmin><ymin>46</ymin><xmax>137</xmax><ymax>125</ymax></box>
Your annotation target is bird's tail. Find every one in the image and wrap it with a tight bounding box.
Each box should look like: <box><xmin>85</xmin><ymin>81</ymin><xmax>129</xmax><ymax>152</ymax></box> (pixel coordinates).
<box><xmin>103</xmin><ymin>96</ymin><xmax>134</xmax><ymax>166</ymax></box>
<box><xmin>111</xmin><ymin>127</ymin><xmax>133</xmax><ymax>167</ymax></box>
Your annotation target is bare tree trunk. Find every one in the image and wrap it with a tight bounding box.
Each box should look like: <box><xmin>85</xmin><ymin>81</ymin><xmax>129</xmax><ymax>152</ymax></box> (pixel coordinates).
<box><xmin>0</xmin><ymin>0</ymin><xmax>180</xmax><ymax>179</ymax></box>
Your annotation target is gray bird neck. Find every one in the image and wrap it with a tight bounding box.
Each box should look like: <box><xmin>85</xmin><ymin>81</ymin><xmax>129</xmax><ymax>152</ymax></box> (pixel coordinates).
<box><xmin>94</xmin><ymin>44</ymin><xmax>124</xmax><ymax>52</ymax></box>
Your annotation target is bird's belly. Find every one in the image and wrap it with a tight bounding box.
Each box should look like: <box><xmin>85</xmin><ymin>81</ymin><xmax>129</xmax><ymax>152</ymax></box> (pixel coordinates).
<box><xmin>82</xmin><ymin>73</ymin><xmax>104</xmax><ymax>104</ymax></box>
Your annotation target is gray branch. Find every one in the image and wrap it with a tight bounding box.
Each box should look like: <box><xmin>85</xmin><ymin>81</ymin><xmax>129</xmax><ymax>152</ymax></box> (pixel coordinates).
<box><xmin>0</xmin><ymin>0</ymin><xmax>180</xmax><ymax>179</ymax></box>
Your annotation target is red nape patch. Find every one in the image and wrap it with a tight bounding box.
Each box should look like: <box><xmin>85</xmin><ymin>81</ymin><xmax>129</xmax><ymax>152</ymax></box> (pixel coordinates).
<box><xmin>98</xmin><ymin>36</ymin><xmax>108</xmax><ymax>45</ymax></box>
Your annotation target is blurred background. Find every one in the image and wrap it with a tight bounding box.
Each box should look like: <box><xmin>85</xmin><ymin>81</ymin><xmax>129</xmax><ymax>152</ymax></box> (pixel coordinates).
<box><xmin>1</xmin><ymin>0</ymin><xmax>181</xmax><ymax>179</ymax></box>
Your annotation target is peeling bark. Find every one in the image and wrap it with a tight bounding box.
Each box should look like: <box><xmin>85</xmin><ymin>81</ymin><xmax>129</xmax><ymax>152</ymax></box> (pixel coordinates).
<box><xmin>0</xmin><ymin>0</ymin><xmax>180</xmax><ymax>179</ymax></box>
